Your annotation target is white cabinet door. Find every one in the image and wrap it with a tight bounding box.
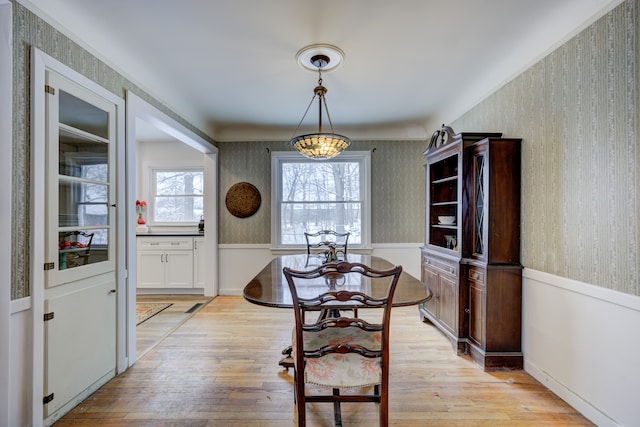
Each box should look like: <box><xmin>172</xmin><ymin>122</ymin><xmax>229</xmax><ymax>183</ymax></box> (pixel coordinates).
<box><xmin>43</xmin><ymin>69</ymin><xmax>118</xmax><ymax>419</ymax></box>
<box><xmin>194</xmin><ymin>237</ymin><xmax>205</xmax><ymax>288</ymax></box>
<box><xmin>136</xmin><ymin>250</ymin><xmax>165</xmax><ymax>288</ymax></box>
<box><xmin>164</xmin><ymin>250</ymin><xmax>194</xmax><ymax>288</ymax></box>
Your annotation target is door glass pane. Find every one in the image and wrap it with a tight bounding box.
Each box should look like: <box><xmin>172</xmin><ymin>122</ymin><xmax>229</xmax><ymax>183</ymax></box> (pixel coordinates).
<box><xmin>58</xmin><ymin>228</ymin><xmax>108</xmax><ymax>270</ymax></box>
<box><xmin>58</xmin><ymin>181</ymin><xmax>108</xmax><ymax>227</ymax></box>
<box><xmin>59</xmin><ymin>128</ymin><xmax>108</xmax><ymax>179</ymax></box>
<box><xmin>59</xmin><ymin>90</ymin><xmax>109</xmax><ymax>139</ymax></box>
<box><xmin>474</xmin><ymin>154</ymin><xmax>485</xmax><ymax>255</ymax></box>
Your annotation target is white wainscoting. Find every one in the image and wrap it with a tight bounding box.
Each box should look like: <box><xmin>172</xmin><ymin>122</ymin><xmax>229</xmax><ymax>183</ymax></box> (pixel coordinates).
<box><xmin>10</xmin><ymin>298</ymin><xmax>32</xmax><ymax>427</ymax></box>
<box><xmin>218</xmin><ymin>243</ymin><xmax>423</xmax><ymax>296</ymax></box>
<box><xmin>523</xmin><ymin>269</ymin><xmax>640</xmax><ymax>427</ymax></box>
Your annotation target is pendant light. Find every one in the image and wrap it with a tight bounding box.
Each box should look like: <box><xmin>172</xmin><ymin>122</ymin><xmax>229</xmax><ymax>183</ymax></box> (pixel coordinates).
<box><xmin>290</xmin><ymin>45</ymin><xmax>351</xmax><ymax>160</ymax></box>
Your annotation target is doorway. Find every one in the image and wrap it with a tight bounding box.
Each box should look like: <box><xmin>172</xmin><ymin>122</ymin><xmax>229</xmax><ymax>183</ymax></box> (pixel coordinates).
<box><xmin>125</xmin><ymin>92</ymin><xmax>218</xmax><ymax>366</ymax></box>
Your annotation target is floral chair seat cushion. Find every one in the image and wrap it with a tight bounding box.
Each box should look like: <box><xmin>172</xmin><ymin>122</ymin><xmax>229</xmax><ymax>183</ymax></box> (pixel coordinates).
<box><xmin>293</xmin><ymin>326</ymin><xmax>382</xmax><ymax>388</ymax></box>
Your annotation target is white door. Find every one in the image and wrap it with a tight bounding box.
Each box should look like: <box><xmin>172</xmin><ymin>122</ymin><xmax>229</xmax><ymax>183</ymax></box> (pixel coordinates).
<box><xmin>43</xmin><ymin>70</ymin><xmax>118</xmax><ymax>418</ymax></box>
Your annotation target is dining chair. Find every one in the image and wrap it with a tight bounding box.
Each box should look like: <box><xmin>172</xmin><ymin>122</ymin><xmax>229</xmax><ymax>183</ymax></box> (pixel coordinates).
<box><xmin>283</xmin><ymin>261</ymin><xmax>403</xmax><ymax>427</ymax></box>
<box><xmin>304</xmin><ymin>230</ymin><xmax>350</xmax><ymax>258</ymax></box>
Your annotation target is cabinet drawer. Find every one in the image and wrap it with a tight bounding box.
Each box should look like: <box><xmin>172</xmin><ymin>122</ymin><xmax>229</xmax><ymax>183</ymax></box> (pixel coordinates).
<box><xmin>468</xmin><ymin>267</ymin><xmax>485</xmax><ymax>284</ymax></box>
<box><xmin>423</xmin><ymin>255</ymin><xmax>457</xmax><ymax>277</ymax></box>
<box><xmin>137</xmin><ymin>237</ymin><xmax>193</xmax><ymax>250</ymax></box>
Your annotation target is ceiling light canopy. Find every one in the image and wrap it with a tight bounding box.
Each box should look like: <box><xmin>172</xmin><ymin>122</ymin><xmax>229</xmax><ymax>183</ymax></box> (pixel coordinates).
<box><xmin>290</xmin><ymin>44</ymin><xmax>351</xmax><ymax>160</ymax></box>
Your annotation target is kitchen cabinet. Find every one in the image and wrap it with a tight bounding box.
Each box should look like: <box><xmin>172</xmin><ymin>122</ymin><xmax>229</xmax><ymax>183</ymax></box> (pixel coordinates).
<box><xmin>194</xmin><ymin>236</ymin><xmax>206</xmax><ymax>288</ymax></box>
<box><xmin>136</xmin><ymin>237</ymin><xmax>194</xmax><ymax>288</ymax></box>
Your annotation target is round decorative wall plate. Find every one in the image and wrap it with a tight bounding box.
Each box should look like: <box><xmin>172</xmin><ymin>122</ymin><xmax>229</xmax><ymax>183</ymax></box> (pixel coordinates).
<box><xmin>225</xmin><ymin>182</ymin><xmax>261</xmax><ymax>218</ymax></box>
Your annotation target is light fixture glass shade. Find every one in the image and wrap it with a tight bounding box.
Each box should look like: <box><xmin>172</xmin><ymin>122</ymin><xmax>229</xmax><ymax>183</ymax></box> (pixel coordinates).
<box><xmin>290</xmin><ymin>133</ymin><xmax>351</xmax><ymax>160</ymax></box>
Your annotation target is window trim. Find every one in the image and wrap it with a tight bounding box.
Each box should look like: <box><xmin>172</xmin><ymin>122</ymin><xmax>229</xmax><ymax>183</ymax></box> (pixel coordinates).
<box><xmin>147</xmin><ymin>166</ymin><xmax>204</xmax><ymax>226</ymax></box>
<box><xmin>270</xmin><ymin>151</ymin><xmax>371</xmax><ymax>250</ymax></box>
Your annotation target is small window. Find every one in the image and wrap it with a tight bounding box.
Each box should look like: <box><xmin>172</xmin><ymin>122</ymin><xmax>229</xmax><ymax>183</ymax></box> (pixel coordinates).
<box><xmin>150</xmin><ymin>168</ymin><xmax>204</xmax><ymax>224</ymax></box>
<box><xmin>271</xmin><ymin>151</ymin><xmax>371</xmax><ymax>249</ymax></box>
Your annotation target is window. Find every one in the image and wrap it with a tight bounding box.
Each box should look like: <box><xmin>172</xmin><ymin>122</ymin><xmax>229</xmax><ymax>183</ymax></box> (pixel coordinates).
<box><xmin>150</xmin><ymin>168</ymin><xmax>204</xmax><ymax>224</ymax></box>
<box><xmin>271</xmin><ymin>151</ymin><xmax>371</xmax><ymax>249</ymax></box>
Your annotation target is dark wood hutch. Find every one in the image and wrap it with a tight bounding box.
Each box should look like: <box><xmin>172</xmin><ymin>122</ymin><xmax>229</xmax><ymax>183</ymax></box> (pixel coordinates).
<box><xmin>420</xmin><ymin>126</ymin><xmax>523</xmax><ymax>371</ymax></box>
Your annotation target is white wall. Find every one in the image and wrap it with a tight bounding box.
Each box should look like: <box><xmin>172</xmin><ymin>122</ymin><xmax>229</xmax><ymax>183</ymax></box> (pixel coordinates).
<box><xmin>9</xmin><ymin>299</ymin><xmax>31</xmax><ymax>427</ymax></box>
<box><xmin>523</xmin><ymin>269</ymin><xmax>640</xmax><ymax>427</ymax></box>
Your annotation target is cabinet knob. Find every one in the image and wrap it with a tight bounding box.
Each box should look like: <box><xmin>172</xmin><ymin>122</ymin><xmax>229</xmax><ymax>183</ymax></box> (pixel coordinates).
<box><xmin>464</xmin><ymin>308</ymin><xmax>470</xmax><ymax>314</ymax></box>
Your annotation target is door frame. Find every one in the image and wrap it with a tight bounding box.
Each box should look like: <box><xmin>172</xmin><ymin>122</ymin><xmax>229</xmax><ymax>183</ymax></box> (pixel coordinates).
<box><xmin>30</xmin><ymin>47</ymin><xmax>126</xmax><ymax>425</ymax></box>
<box><xmin>124</xmin><ymin>91</ymin><xmax>218</xmax><ymax>365</ymax></box>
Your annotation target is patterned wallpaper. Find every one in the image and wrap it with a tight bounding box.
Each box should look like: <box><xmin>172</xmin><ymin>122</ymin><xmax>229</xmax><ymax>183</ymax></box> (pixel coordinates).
<box><xmin>217</xmin><ymin>140</ymin><xmax>426</xmax><ymax>244</ymax></box>
<box><xmin>452</xmin><ymin>0</ymin><xmax>639</xmax><ymax>295</ymax></box>
<box><xmin>10</xmin><ymin>1</ymin><xmax>213</xmax><ymax>299</ymax></box>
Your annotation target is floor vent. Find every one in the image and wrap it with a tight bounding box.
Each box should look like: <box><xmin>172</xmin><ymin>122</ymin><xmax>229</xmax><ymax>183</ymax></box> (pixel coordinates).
<box><xmin>185</xmin><ymin>303</ymin><xmax>203</xmax><ymax>313</ymax></box>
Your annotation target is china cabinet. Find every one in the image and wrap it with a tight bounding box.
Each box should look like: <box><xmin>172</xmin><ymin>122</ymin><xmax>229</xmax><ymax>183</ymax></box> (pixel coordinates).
<box><xmin>420</xmin><ymin>127</ymin><xmax>522</xmax><ymax>370</ymax></box>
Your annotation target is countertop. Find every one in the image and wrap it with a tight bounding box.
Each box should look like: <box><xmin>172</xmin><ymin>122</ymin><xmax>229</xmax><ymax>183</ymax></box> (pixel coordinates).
<box><xmin>136</xmin><ymin>231</ymin><xmax>204</xmax><ymax>237</ymax></box>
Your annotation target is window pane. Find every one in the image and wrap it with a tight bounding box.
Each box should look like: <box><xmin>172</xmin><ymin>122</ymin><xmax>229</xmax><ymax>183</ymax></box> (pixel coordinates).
<box><xmin>280</xmin><ymin>202</ymin><xmax>361</xmax><ymax>245</ymax></box>
<box><xmin>156</xmin><ymin>171</ymin><xmax>203</xmax><ymax>196</ymax></box>
<box><xmin>58</xmin><ymin>227</ymin><xmax>108</xmax><ymax>270</ymax></box>
<box><xmin>282</xmin><ymin>162</ymin><xmax>360</xmax><ymax>202</ymax></box>
<box><xmin>154</xmin><ymin>196</ymin><xmax>203</xmax><ymax>222</ymax></box>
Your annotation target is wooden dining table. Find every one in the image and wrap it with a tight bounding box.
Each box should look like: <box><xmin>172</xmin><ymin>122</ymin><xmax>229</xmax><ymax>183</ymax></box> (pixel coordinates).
<box><xmin>243</xmin><ymin>253</ymin><xmax>431</xmax><ymax>308</ymax></box>
<box><xmin>243</xmin><ymin>253</ymin><xmax>432</xmax><ymax>368</ymax></box>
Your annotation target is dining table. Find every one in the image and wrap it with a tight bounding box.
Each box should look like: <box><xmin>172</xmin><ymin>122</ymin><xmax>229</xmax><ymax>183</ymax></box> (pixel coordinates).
<box><xmin>243</xmin><ymin>253</ymin><xmax>432</xmax><ymax>368</ymax></box>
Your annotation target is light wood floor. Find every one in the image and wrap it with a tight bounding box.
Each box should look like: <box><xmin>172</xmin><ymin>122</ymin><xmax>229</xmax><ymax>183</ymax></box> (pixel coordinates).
<box><xmin>136</xmin><ymin>294</ymin><xmax>214</xmax><ymax>358</ymax></box>
<box><xmin>55</xmin><ymin>296</ymin><xmax>594</xmax><ymax>426</ymax></box>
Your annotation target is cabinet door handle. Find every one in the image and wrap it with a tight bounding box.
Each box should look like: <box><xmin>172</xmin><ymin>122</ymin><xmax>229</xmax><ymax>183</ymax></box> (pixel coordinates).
<box><xmin>465</xmin><ymin>308</ymin><xmax>470</xmax><ymax>314</ymax></box>
<box><xmin>448</xmin><ymin>267</ymin><xmax>454</xmax><ymax>274</ymax></box>
<box><xmin>160</xmin><ymin>254</ymin><xmax>164</xmax><ymax>263</ymax></box>
<box><xmin>165</xmin><ymin>253</ymin><xmax>168</xmax><ymax>263</ymax></box>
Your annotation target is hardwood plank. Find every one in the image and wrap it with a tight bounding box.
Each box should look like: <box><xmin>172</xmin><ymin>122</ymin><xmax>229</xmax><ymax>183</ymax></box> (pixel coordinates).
<box><xmin>55</xmin><ymin>296</ymin><xmax>594</xmax><ymax>426</ymax></box>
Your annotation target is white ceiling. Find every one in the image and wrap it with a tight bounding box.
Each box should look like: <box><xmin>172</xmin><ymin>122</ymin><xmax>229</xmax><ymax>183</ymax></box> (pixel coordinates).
<box><xmin>22</xmin><ymin>0</ymin><xmax>622</xmax><ymax>141</ymax></box>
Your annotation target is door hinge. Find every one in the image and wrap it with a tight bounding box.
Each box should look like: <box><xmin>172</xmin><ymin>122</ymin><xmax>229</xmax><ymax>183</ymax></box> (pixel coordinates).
<box><xmin>44</xmin><ymin>312</ymin><xmax>55</xmax><ymax>322</ymax></box>
<box><xmin>44</xmin><ymin>262</ymin><xmax>55</xmax><ymax>271</ymax></box>
<box><xmin>43</xmin><ymin>393</ymin><xmax>54</xmax><ymax>404</ymax></box>
<box><xmin>44</xmin><ymin>85</ymin><xmax>55</xmax><ymax>95</ymax></box>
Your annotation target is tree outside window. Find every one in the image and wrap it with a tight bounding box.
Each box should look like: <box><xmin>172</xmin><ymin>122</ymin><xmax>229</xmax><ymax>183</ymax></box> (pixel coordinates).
<box><xmin>272</xmin><ymin>151</ymin><xmax>370</xmax><ymax>248</ymax></box>
<box><xmin>151</xmin><ymin>169</ymin><xmax>204</xmax><ymax>223</ymax></box>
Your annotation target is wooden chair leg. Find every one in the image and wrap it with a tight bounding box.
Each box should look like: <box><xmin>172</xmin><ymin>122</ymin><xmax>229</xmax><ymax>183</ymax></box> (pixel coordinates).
<box><xmin>333</xmin><ymin>388</ymin><xmax>342</xmax><ymax>427</ymax></box>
